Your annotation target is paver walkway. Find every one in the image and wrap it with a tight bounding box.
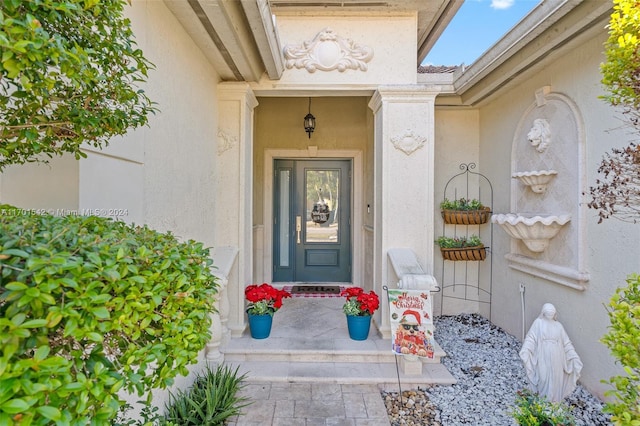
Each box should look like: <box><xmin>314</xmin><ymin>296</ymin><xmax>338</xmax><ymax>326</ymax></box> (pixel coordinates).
<box><xmin>228</xmin><ymin>381</ymin><xmax>391</xmax><ymax>426</ymax></box>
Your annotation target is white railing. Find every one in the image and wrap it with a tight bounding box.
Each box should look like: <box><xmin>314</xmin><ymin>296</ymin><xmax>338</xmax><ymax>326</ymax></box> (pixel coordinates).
<box><xmin>384</xmin><ymin>248</ymin><xmax>439</xmax><ymax>337</ymax></box>
<box><xmin>205</xmin><ymin>246</ymin><xmax>238</xmax><ymax>363</ymax></box>
<box><xmin>386</xmin><ymin>248</ymin><xmax>440</xmax><ymax>375</ymax></box>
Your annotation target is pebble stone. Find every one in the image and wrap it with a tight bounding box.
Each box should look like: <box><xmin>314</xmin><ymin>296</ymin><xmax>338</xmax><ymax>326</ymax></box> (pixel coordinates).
<box><xmin>381</xmin><ymin>314</ymin><xmax>612</xmax><ymax>426</ymax></box>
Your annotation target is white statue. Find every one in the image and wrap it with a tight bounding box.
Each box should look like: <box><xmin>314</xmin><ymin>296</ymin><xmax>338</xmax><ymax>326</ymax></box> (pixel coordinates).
<box><xmin>519</xmin><ymin>303</ymin><xmax>583</xmax><ymax>402</ymax></box>
<box><xmin>527</xmin><ymin>118</ymin><xmax>551</xmax><ymax>152</ymax></box>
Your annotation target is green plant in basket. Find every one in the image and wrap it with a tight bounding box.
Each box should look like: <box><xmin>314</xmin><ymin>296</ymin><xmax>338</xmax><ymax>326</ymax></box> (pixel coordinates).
<box><xmin>440</xmin><ymin>198</ymin><xmax>485</xmax><ymax>211</ymax></box>
<box><xmin>436</xmin><ymin>235</ymin><xmax>483</xmax><ymax>248</ymax></box>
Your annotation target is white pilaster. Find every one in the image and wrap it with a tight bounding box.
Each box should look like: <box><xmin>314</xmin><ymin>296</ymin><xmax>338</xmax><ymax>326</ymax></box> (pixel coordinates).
<box><xmin>369</xmin><ymin>86</ymin><xmax>436</xmax><ymax>338</ymax></box>
<box><xmin>216</xmin><ymin>83</ymin><xmax>258</xmax><ymax>337</ymax></box>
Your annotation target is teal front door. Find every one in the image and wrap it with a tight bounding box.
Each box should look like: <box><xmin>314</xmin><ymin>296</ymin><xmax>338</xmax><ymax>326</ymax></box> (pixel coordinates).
<box><xmin>273</xmin><ymin>159</ymin><xmax>352</xmax><ymax>282</ymax></box>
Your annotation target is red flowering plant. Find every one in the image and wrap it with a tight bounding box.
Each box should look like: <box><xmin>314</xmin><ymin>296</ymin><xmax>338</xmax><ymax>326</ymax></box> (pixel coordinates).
<box><xmin>245</xmin><ymin>283</ymin><xmax>292</xmax><ymax>316</ymax></box>
<box><xmin>341</xmin><ymin>287</ymin><xmax>380</xmax><ymax>316</ymax></box>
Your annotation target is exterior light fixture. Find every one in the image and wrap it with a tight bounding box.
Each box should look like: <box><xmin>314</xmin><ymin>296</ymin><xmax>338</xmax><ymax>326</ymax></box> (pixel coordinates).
<box><xmin>304</xmin><ymin>97</ymin><xmax>315</xmax><ymax>138</ymax></box>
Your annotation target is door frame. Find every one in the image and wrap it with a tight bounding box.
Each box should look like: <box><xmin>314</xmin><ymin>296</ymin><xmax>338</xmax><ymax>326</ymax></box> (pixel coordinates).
<box><xmin>263</xmin><ymin>148</ymin><xmax>363</xmax><ymax>284</ymax></box>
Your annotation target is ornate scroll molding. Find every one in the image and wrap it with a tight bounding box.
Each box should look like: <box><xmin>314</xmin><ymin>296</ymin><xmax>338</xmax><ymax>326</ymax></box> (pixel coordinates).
<box><xmin>217</xmin><ymin>128</ymin><xmax>237</xmax><ymax>155</ymax></box>
<box><xmin>391</xmin><ymin>129</ymin><xmax>427</xmax><ymax>155</ymax></box>
<box><xmin>283</xmin><ymin>28</ymin><xmax>373</xmax><ymax>73</ymax></box>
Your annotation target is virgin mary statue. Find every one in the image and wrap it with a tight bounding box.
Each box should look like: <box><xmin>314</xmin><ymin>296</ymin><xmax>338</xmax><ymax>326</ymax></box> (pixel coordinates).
<box><xmin>519</xmin><ymin>303</ymin><xmax>583</xmax><ymax>402</ymax></box>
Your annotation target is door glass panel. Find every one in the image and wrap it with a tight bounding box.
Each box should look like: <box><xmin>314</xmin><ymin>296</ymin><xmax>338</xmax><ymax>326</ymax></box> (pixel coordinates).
<box><xmin>279</xmin><ymin>170</ymin><xmax>290</xmax><ymax>267</ymax></box>
<box><xmin>305</xmin><ymin>169</ymin><xmax>339</xmax><ymax>243</ymax></box>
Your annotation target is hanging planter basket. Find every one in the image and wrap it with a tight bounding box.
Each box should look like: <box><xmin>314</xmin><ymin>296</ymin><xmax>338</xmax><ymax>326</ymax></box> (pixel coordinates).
<box><xmin>441</xmin><ymin>207</ymin><xmax>492</xmax><ymax>225</ymax></box>
<box><xmin>440</xmin><ymin>245</ymin><xmax>487</xmax><ymax>261</ymax></box>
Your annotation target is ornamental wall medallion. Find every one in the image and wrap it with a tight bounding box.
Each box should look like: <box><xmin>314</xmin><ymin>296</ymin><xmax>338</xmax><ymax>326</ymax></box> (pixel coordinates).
<box><xmin>217</xmin><ymin>128</ymin><xmax>237</xmax><ymax>155</ymax></box>
<box><xmin>283</xmin><ymin>28</ymin><xmax>374</xmax><ymax>73</ymax></box>
<box><xmin>391</xmin><ymin>129</ymin><xmax>427</xmax><ymax>155</ymax></box>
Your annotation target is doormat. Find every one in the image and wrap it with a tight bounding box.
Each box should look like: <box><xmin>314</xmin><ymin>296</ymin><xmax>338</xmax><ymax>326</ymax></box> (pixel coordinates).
<box><xmin>284</xmin><ymin>285</ymin><xmax>345</xmax><ymax>298</ymax></box>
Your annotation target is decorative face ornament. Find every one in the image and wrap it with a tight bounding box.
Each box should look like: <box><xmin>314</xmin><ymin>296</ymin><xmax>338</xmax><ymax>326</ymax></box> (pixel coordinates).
<box><xmin>527</xmin><ymin>119</ymin><xmax>551</xmax><ymax>153</ymax></box>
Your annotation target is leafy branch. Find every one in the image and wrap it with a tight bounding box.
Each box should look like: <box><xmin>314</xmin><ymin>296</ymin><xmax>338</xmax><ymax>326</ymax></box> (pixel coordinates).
<box><xmin>0</xmin><ymin>0</ymin><xmax>157</xmax><ymax>170</ymax></box>
<box><xmin>587</xmin><ymin>0</ymin><xmax>640</xmax><ymax>223</ymax></box>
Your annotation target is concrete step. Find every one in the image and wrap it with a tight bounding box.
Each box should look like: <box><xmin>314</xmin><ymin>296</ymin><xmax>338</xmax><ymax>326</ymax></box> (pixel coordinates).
<box><xmin>223</xmin><ymin>336</ymin><xmax>446</xmax><ymax>364</ymax></box>
<box><xmin>219</xmin><ymin>297</ymin><xmax>456</xmax><ymax>386</ymax></box>
<box><xmin>225</xmin><ymin>359</ymin><xmax>456</xmax><ymax>386</ymax></box>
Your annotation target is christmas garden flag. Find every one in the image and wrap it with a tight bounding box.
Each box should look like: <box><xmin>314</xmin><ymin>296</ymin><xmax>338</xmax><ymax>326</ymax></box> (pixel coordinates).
<box><xmin>388</xmin><ymin>288</ymin><xmax>435</xmax><ymax>359</ymax></box>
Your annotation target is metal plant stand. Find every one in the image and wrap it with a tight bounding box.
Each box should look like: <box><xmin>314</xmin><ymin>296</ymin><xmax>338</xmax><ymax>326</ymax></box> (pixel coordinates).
<box><xmin>438</xmin><ymin>163</ymin><xmax>494</xmax><ymax>319</ymax></box>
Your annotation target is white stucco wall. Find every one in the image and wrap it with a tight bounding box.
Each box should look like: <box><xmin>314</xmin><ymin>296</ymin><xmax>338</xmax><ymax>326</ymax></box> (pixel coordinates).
<box><xmin>433</xmin><ymin>109</ymin><xmax>482</xmax><ymax>315</ymax></box>
<box><xmin>78</xmin><ymin>0</ymin><xmax>220</xmax><ymax>249</ymax></box>
<box><xmin>0</xmin><ymin>1</ymin><xmax>220</xmax><ymax>253</ymax></box>
<box><xmin>478</xmin><ymin>30</ymin><xmax>640</xmax><ymax>399</ymax></box>
<box><xmin>0</xmin><ymin>155</ymin><xmax>79</xmax><ymax>211</ymax></box>
<box><xmin>274</xmin><ymin>15</ymin><xmax>417</xmax><ymax>86</ymax></box>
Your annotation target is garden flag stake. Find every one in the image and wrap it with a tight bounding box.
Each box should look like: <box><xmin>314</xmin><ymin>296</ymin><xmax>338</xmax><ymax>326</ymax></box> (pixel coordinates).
<box><xmin>388</xmin><ymin>288</ymin><xmax>435</xmax><ymax>359</ymax></box>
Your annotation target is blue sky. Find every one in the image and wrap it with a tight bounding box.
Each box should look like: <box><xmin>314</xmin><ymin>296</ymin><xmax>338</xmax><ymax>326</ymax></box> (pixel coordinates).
<box><xmin>422</xmin><ymin>0</ymin><xmax>540</xmax><ymax>66</ymax></box>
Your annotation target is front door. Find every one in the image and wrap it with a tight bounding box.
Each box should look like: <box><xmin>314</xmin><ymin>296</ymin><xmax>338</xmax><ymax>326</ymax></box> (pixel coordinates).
<box><xmin>273</xmin><ymin>159</ymin><xmax>352</xmax><ymax>282</ymax></box>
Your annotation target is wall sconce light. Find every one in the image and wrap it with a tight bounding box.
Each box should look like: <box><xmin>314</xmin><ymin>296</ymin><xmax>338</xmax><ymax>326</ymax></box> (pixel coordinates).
<box><xmin>304</xmin><ymin>97</ymin><xmax>316</xmax><ymax>139</ymax></box>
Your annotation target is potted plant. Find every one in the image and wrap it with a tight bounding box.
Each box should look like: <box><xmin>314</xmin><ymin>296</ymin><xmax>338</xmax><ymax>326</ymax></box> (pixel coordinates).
<box><xmin>340</xmin><ymin>287</ymin><xmax>380</xmax><ymax>340</ymax></box>
<box><xmin>436</xmin><ymin>235</ymin><xmax>487</xmax><ymax>261</ymax></box>
<box><xmin>245</xmin><ymin>283</ymin><xmax>292</xmax><ymax>339</ymax></box>
<box><xmin>440</xmin><ymin>197</ymin><xmax>491</xmax><ymax>225</ymax></box>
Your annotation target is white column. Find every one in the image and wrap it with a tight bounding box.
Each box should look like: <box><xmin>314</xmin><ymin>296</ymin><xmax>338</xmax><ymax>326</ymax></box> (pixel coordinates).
<box><xmin>216</xmin><ymin>83</ymin><xmax>258</xmax><ymax>337</ymax></box>
<box><xmin>369</xmin><ymin>86</ymin><xmax>436</xmax><ymax>338</ymax></box>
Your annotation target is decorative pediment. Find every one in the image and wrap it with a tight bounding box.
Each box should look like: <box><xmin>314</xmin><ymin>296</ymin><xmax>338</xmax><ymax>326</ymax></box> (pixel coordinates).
<box><xmin>283</xmin><ymin>28</ymin><xmax>373</xmax><ymax>73</ymax></box>
<box><xmin>391</xmin><ymin>129</ymin><xmax>427</xmax><ymax>155</ymax></box>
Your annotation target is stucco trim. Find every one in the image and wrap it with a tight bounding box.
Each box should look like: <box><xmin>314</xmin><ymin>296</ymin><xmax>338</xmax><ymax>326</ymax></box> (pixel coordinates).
<box><xmin>505</xmin><ymin>253</ymin><xmax>588</xmax><ymax>291</ymax></box>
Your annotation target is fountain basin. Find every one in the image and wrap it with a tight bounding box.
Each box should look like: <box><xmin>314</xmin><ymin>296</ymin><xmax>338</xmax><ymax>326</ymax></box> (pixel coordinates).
<box><xmin>512</xmin><ymin>170</ymin><xmax>558</xmax><ymax>194</ymax></box>
<box><xmin>492</xmin><ymin>213</ymin><xmax>571</xmax><ymax>252</ymax></box>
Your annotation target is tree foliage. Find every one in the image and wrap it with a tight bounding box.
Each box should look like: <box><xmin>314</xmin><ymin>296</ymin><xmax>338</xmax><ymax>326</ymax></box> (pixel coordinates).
<box><xmin>0</xmin><ymin>0</ymin><xmax>156</xmax><ymax>170</ymax></box>
<box><xmin>0</xmin><ymin>206</ymin><xmax>218</xmax><ymax>425</ymax></box>
<box><xmin>592</xmin><ymin>4</ymin><xmax>640</xmax><ymax>422</ymax></box>
<box><xmin>601</xmin><ymin>274</ymin><xmax>640</xmax><ymax>425</ymax></box>
<box><xmin>601</xmin><ymin>0</ymin><xmax>640</xmax><ymax>119</ymax></box>
<box><xmin>588</xmin><ymin>0</ymin><xmax>640</xmax><ymax>223</ymax></box>
<box><xmin>588</xmin><ymin>142</ymin><xmax>640</xmax><ymax>223</ymax></box>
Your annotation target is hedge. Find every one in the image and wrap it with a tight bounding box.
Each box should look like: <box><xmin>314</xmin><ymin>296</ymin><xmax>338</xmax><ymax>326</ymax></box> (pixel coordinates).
<box><xmin>0</xmin><ymin>206</ymin><xmax>218</xmax><ymax>425</ymax></box>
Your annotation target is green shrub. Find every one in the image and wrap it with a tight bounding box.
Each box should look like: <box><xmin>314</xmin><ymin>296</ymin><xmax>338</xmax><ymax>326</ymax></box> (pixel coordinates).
<box><xmin>113</xmin><ymin>403</ymin><xmax>166</xmax><ymax>426</ymax></box>
<box><xmin>601</xmin><ymin>273</ymin><xmax>640</xmax><ymax>425</ymax></box>
<box><xmin>511</xmin><ymin>389</ymin><xmax>576</xmax><ymax>426</ymax></box>
<box><xmin>162</xmin><ymin>365</ymin><xmax>249</xmax><ymax>425</ymax></box>
<box><xmin>0</xmin><ymin>205</ymin><xmax>218</xmax><ymax>425</ymax></box>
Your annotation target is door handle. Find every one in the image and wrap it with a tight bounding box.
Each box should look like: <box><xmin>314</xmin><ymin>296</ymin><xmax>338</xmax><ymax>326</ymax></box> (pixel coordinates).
<box><xmin>296</xmin><ymin>216</ymin><xmax>301</xmax><ymax>244</ymax></box>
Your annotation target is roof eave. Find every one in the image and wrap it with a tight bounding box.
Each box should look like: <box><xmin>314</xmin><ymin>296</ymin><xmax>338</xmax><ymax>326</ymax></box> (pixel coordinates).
<box><xmin>417</xmin><ymin>0</ymin><xmax>463</xmax><ymax>66</ymax></box>
<box><xmin>451</xmin><ymin>0</ymin><xmax>611</xmax><ymax>107</ymax></box>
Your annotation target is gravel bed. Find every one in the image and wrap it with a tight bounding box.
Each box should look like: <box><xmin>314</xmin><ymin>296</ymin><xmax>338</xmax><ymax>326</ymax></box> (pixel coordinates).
<box><xmin>382</xmin><ymin>314</ymin><xmax>612</xmax><ymax>425</ymax></box>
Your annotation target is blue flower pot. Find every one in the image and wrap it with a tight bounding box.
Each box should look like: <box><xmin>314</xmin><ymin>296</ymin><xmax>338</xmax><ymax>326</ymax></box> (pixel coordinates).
<box><xmin>346</xmin><ymin>315</ymin><xmax>371</xmax><ymax>341</ymax></box>
<box><xmin>247</xmin><ymin>313</ymin><xmax>273</xmax><ymax>339</ymax></box>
